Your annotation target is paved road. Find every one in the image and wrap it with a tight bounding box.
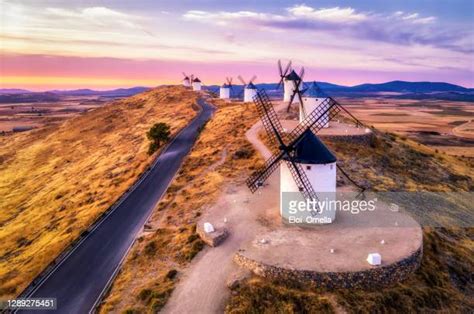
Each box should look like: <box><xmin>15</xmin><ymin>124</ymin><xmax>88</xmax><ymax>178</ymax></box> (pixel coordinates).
<box><xmin>19</xmin><ymin>98</ymin><xmax>214</xmax><ymax>314</ymax></box>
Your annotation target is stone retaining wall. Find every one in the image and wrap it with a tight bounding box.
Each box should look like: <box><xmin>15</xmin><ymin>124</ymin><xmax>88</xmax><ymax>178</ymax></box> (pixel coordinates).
<box><xmin>234</xmin><ymin>245</ymin><xmax>422</xmax><ymax>289</ymax></box>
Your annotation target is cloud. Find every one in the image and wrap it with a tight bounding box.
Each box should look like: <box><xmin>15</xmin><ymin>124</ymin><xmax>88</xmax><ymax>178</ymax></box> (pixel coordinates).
<box><xmin>183</xmin><ymin>4</ymin><xmax>468</xmax><ymax>54</ymax></box>
<box><xmin>287</xmin><ymin>5</ymin><xmax>367</xmax><ymax>23</ymax></box>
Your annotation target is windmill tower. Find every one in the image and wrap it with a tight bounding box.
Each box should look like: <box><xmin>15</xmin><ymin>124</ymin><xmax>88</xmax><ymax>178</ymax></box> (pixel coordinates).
<box><xmin>283</xmin><ymin>69</ymin><xmax>304</xmax><ymax>103</ymax></box>
<box><xmin>182</xmin><ymin>72</ymin><xmax>192</xmax><ymax>87</ymax></box>
<box><xmin>238</xmin><ymin>75</ymin><xmax>257</xmax><ymax>103</ymax></box>
<box><xmin>301</xmin><ymin>82</ymin><xmax>330</xmax><ymax>127</ymax></box>
<box><xmin>220</xmin><ymin>77</ymin><xmax>233</xmax><ymax>99</ymax></box>
<box><xmin>280</xmin><ymin>129</ymin><xmax>337</xmax><ymax>222</ymax></box>
<box><xmin>192</xmin><ymin>77</ymin><xmax>202</xmax><ymax>91</ymax></box>
<box><xmin>247</xmin><ymin>90</ymin><xmax>338</xmax><ymax>224</ymax></box>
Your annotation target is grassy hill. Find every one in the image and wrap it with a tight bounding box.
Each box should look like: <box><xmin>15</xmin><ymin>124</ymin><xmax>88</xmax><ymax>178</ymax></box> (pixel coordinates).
<box><xmin>0</xmin><ymin>86</ymin><xmax>199</xmax><ymax>298</ymax></box>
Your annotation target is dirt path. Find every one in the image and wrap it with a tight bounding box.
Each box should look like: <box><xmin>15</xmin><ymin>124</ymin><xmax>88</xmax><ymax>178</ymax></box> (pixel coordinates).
<box><xmin>162</xmin><ymin>102</ymin><xmax>288</xmax><ymax>314</ymax></box>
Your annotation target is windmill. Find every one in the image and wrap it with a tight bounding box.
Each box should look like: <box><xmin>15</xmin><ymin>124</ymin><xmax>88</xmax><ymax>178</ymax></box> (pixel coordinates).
<box><xmin>276</xmin><ymin>59</ymin><xmax>292</xmax><ymax>91</ymax></box>
<box><xmin>300</xmin><ymin>81</ymin><xmax>330</xmax><ymax>126</ymax></box>
<box><xmin>285</xmin><ymin>67</ymin><xmax>306</xmax><ymax>113</ymax></box>
<box><xmin>192</xmin><ymin>77</ymin><xmax>202</xmax><ymax>91</ymax></box>
<box><xmin>246</xmin><ymin>89</ymin><xmax>366</xmax><ymax>222</ymax></box>
<box><xmin>238</xmin><ymin>75</ymin><xmax>257</xmax><ymax>102</ymax></box>
<box><xmin>220</xmin><ymin>77</ymin><xmax>235</xmax><ymax>99</ymax></box>
<box><xmin>182</xmin><ymin>72</ymin><xmax>193</xmax><ymax>87</ymax></box>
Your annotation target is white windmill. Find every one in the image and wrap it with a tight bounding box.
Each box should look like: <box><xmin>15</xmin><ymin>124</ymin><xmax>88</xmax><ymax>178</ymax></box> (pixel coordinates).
<box><xmin>283</xmin><ymin>69</ymin><xmax>304</xmax><ymax>103</ymax></box>
<box><xmin>301</xmin><ymin>82</ymin><xmax>331</xmax><ymax>127</ymax></box>
<box><xmin>220</xmin><ymin>77</ymin><xmax>234</xmax><ymax>99</ymax></box>
<box><xmin>238</xmin><ymin>75</ymin><xmax>257</xmax><ymax>103</ymax></box>
<box><xmin>192</xmin><ymin>77</ymin><xmax>202</xmax><ymax>91</ymax></box>
<box><xmin>246</xmin><ymin>90</ymin><xmax>338</xmax><ymax>224</ymax></box>
<box><xmin>182</xmin><ymin>72</ymin><xmax>192</xmax><ymax>87</ymax></box>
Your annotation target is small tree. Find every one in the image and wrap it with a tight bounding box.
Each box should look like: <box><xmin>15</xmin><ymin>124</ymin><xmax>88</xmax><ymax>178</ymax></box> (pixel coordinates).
<box><xmin>147</xmin><ymin>122</ymin><xmax>171</xmax><ymax>155</ymax></box>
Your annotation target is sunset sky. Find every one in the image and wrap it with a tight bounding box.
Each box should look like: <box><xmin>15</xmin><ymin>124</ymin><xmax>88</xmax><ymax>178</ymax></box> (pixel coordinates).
<box><xmin>1</xmin><ymin>0</ymin><xmax>473</xmax><ymax>90</ymax></box>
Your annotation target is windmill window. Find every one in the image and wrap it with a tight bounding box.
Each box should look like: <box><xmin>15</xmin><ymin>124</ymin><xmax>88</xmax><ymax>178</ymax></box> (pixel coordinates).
<box><xmin>306</xmin><ymin>166</ymin><xmax>312</xmax><ymax>170</ymax></box>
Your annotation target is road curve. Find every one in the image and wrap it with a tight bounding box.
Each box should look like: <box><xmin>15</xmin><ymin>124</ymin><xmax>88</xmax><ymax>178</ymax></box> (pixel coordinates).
<box><xmin>19</xmin><ymin>98</ymin><xmax>215</xmax><ymax>314</ymax></box>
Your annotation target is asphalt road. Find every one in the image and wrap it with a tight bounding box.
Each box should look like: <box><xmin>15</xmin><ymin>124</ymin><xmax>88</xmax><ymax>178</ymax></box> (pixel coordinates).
<box><xmin>19</xmin><ymin>98</ymin><xmax>214</xmax><ymax>314</ymax></box>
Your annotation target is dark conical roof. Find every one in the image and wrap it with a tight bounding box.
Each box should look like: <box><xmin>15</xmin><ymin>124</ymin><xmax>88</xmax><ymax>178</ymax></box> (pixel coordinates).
<box><xmin>285</xmin><ymin>70</ymin><xmax>300</xmax><ymax>81</ymax></box>
<box><xmin>221</xmin><ymin>83</ymin><xmax>229</xmax><ymax>88</ymax></box>
<box><xmin>304</xmin><ymin>81</ymin><xmax>328</xmax><ymax>98</ymax></box>
<box><xmin>246</xmin><ymin>82</ymin><xmax>257</xmax><ymax>89</ymax></box>
<box><xmin>285</xmin><ymin>129</ymin><xmax>336</xmax><ymax>164</ymax></box>
<box><xmin>193</xmin><ymin>77</ymin><xmax>201</xmax><ymax>83</ymax></box>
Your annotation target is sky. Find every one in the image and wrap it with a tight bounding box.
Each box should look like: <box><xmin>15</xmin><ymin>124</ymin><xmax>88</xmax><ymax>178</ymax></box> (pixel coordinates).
<box><xmin>0</xmin><ymin>0</ymin><xmax>473</xmax><ymax>90</ymax></box>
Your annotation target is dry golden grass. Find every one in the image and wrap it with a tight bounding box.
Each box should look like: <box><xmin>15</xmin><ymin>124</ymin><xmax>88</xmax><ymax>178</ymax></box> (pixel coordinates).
<box><xmin>0</xmin><ymin>86</ymin><xmax>198</xmax><ymax>298</ymax></box>
<box><xmin>99</xmin><ymin>99</ymin><xmax>262</xmax><ymax>313</ymax></box>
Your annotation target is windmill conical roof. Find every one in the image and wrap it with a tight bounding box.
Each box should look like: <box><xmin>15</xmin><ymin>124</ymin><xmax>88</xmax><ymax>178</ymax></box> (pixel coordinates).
<box><xmin>285</xmin><ymin>129</ymin><xmax>336</xmax><ymax>164</ymax></box>
<box><xmin>285</xmin><ymin>70</ymin><xmax>300</xmax><ymax>81</ymax></box>
<box><xmin>246</xmin><ymin>82</ymin><xmax>257</xmax><ymax>89</ymax></box>
<box><xmin>193</xmin><ymin>77</ymin><xmax>201</xmax><ymax>82</ymax></box>
<box><xmin>221</xmin><ymin>83</ymin><xmax>229</xmax><ymax>88</ymax></box>
<box><xmin>304</xmin><ymin>82</ymin><xmax>328</xmax><ymax>98</ymax></box>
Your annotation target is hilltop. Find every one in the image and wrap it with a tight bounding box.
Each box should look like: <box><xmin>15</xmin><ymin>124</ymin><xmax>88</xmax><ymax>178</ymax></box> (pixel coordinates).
<box><xmin>0</xmin><ymin>86</ymin><xmax>199</xmax><ymax>298</ymax></box>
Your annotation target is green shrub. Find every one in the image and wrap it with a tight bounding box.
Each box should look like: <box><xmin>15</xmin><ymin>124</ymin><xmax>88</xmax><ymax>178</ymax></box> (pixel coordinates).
<box><xmin>147</xmin><ymin>122</ymin><xmax>171</xmax><ymax>155</ymax></box>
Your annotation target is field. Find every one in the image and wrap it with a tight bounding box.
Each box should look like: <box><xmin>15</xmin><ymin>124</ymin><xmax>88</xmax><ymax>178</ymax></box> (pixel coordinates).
<box><xmin>0</xmin><ymin>86</ymin><xmax>198</xmax><ymax>298</ymax></box>
<box><xmin>339</xmin><ymin>97</ymin><xmax>474</xmax><ymax>157</ymax></box>
<box><xmin>100</xmin><ymin>94</ymin><xmax>473</xmax><ymax>312</ymax></box>
<box><xmin>0</xmin><ymin>95</ymin><xmax>116</xmax><ymax>133</ymax></box>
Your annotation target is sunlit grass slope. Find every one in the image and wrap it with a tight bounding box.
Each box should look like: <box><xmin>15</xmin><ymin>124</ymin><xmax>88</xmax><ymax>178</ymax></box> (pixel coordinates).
<box><xmin>0</xmin><ymin>86</ymin><xmax>198</xmax><ymax>298</ymax></box>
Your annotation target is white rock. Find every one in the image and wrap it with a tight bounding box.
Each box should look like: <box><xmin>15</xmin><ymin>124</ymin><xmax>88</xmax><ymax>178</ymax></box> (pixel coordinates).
<box><xmin>259</xmin><ymin>239</ymin><xmax>267</xmax><ymax>244</ymax></box>
<box><xmin>367</xmin><ymin>253</ymin><xmax>382</xmax><ymax>266</ymax></box>
<box><xmin>330</xmin><ymin>248</ymin><xmax>335</xmax><ymax>253</ymax></box>
<box><xmin>223</xmin><ymin>218</ymin><xmax>228</xmax><ymax>223</ymax></box>
<box><xmin>203</xmin><ymin>222</ymin><xmax>215</xmax><ymax>233</ymax></box>
<box><xmin>380</xmin><ymin>239</ymin><xmax>385</xmax><ymax>245</ymax></box>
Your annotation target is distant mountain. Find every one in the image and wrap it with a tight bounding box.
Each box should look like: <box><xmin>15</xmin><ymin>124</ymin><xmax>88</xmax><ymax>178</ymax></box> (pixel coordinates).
<box><xmin>0</xmin><ymin>92</ymin><xmax>61</xmax><ymax>104</ymax></box>
<box><xmin>48</xmin><ymin>86</ymin><xmax>150</xmax><ymax>97</ymax></box>
<box><xmin>0</xmin><ymin>88</ymin><xmax>32</xmax><ymax>94</ymax></box>
<box><xmin>348</xmin><ymin>81</ymin><xmax>469</xmax><ymax>93</ymax></box>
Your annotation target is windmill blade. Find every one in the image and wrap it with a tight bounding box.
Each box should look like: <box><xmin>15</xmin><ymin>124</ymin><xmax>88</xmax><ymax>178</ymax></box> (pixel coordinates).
<box><xmin>246</xmin><ymin>151</ymin><xmax>285</xmax><ymax>192</ymax></box>
<box><xmin>298</xmin><ymin>67</ymin><xmax>305</xmax><ymax>81</ymax></box>
<box><xmin>237</xmin><ymin>75</ymin><xmax>246</xmax><ymax>86</ymax></box>
<box><xmin>182</xmin><ymin>72</ymin><xmax>188</xmax><ymax>77</ymax></box>
<box><xmin>278</xmin><ymin>59</ymin><xmax>283</xmax><ymax>76</ymax></box>
<box><xmin>296</xmin><ymin>86</ymin><xmax>305</xmax><ymax>111</ymax></box>
<box><xmin>286</xmin><ymin>89</ymin><xmax>297</xmax><ymax>112</ymax></box>
<box><xmin>254</xmin><ymin>89</ymin><xmax>286</xmax><ymax>147</ymax></box>
<box><xmin>283</xmin><ymin>60</ymin><xmax>292</xmax><ymax>76</ymax></box>
<box><xmin>287</xmin><ymin>98</ymin><xmax>340</xmax><ymax>144</ymax></box>
<box><xmin>276</xmin><ymin>77</ymin><xmax>285</xmax><ymax>91</ymax></box>
<box><xmin>249</xmin><ymin>75</ymin><xmax>257</xmax><ymax>84</ymax></box>
<box><xmin>330</xmin><ymin>97</ymin><xmax>366</xmax><ymax>127</ymax></box>
<box><xmin>284</xmin><ymin>158</ymin><xmax>318</xmax><ymax>202</ymax></box>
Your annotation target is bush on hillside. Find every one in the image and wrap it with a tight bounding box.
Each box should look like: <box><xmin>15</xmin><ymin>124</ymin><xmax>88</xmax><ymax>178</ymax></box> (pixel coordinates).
<box><xmin>147</xmin><ymin>122</ymin><xmax>171</xmax><ymax>155</ymax></box>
